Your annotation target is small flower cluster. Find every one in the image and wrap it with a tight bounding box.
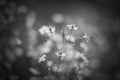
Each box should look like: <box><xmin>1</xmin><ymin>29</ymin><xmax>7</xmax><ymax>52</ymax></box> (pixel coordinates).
<box><xmin>38</xmin><ymin>25</ymin><xmax>55</xmax><ymax>37</ymax></box>
<box><xmin>38</xmin><ymin>25</ymin><xmax>56</xmax><ymax>63</ymax></box>
<box><xmin>38</xmin><ymin>24</ymin><xmax>90</xmax><ymax>73</ymax></box>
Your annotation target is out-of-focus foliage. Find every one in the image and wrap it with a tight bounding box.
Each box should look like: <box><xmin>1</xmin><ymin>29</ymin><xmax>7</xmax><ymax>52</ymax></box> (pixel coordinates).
<box><xmin>0</xmin><ymin>0</ymin><xmax>28</xmax><ymax>80</ymax></box>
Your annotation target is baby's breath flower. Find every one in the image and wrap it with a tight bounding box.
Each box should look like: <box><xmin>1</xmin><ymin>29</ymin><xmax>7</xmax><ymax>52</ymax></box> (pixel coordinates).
<box><xmin>67</xmin><ymin>24</ymin><xmax>78</xmax><ymax>30</ymax></box>
<box><xmin>65</xmin><ymin>35</ymin><xmax>75</xmax><ymax>42</ymax></box>
<box><xmin>38</xmin><ymin>25</ymin><xmax>55</xmax><ymax>37</ymax></box>
<box><xmin>83</xmin><ymin>33</ymin><xmax>90</xmax><ymax>42</ymax></box>
<box><xmin>38</xmin><ymin>54</ymin><xmax>47</xmax><ymax>63</ymax></box>
<box><xmin>48</xmin><ymin>25</ymin><xmax>55</xmax><ymax>34</ymax></box>
<box><xmin>38</xmin><ymin>25</ymin><xmax>50</xmax><ymax>35</ymax></box>
<box><xmin>37</xmin><ymin>24</ymin><xmax>90</xmax><ymax>73</ymax></box>
<box><xmin>55</xmin><ymin>50</ymin><xmax>66</xmax><ymax>57</ymax></box>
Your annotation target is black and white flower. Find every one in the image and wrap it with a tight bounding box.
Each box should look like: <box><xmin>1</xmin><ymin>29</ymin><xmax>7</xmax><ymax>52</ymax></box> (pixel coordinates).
<box><xmin>67</xmin><ymin>24</ymin><xmax>78</xmax><ymax>30</ymax></box>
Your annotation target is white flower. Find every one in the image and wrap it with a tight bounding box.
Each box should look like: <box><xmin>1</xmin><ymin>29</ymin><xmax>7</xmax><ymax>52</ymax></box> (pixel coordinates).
<box><xmin>38</xmin><ymin>54</ymin><xmax>47</xmax><ymax>63</ymax></box>
<box><xmin>67</xmin><ymin>24</ymin><xmax>78</xmax><ymax>30</ymax></box>
<box><xmin>38</xmin><ymin>25</ymin><xmax>55</xmax><ymax>37</ymax></box>
<box><xmin>55</xmin><ymin>50</ymin><xmax>66</xmax><ymax>57</ymax></box>
<box><xmin>65</xmin><ymin>35</ymin><xmax>75</xmax><ymax>42</ymax></box>
<box><xmin>38</xmin><ymin>25</ymin><xmax>50</xmax><ymax>35</ymax></box>
<box><xmin>83</xmin><ymin>33</ymin><xmax>90</xmax><ymax>43</ymax></box>
<box><xmin>48</xmin><ymin>25</ymin><xmax>55</xmax><ymax>33</ymax></box>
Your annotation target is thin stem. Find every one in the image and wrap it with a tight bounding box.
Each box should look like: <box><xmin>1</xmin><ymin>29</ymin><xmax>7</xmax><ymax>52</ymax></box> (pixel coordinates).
<box><xmin>57</xmin><ymin>56</ymin><xmax>61</xmax><ymax>72</ymax></box>
<box><xmin>70</xmin><ymin>29</ymin><xmax>73</xmax><ymax>39</ymax></box>
<box><xmin>61</xmin><ymin>30</ymin><xmax>66</xmax><ymax>44</ymax></box>
<box><xmin>50</xmin><ymin>33</ymin><xmax>61</xmax><ymax>72</ymax></box>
